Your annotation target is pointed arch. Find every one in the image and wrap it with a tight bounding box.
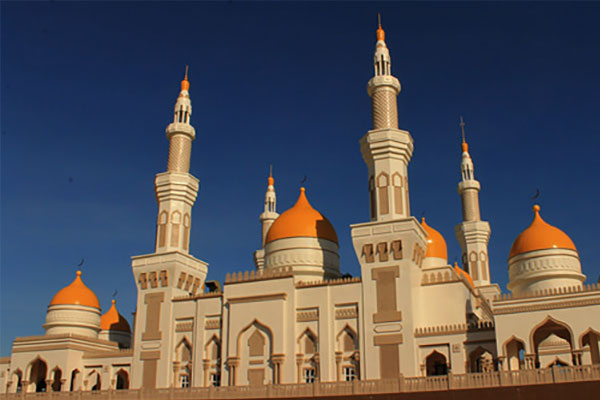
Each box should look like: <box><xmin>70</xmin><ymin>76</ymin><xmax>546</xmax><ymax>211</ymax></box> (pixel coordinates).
<box><xmin>87</xmin><ymin>370</ymin><xmax>101</xmax><ymax>391</ymax></box>
<box><xmin>11</xmin><ymin>369</ymin><xmax>23</xmax><ymax>393</ymax></box>
<box><xmin>176</xmin><ymin>336</ymin><xmax>193</xmax><ymax>363</ymax></box>
<box><xmin>425</xmin><ymin>350</ymin><xmax>448</xmax><ymax>376</ymax></box>
<box><xmin>529</xmin><ymin>316</ymin><xmax>574</xmax><ymax>353</ymax></box>
<box><xmin>546</xmin><ymin>357</ymin><xmax>570</xmax><ymax>368</ymax></box>
<box><xmin>69</xmin><ymin>369</ymin><xmax>80</xmax><ymax>392</ymax></box>
<box><xmin>297</xmin><ymin>327</ymin><xmax>318</xmax><ymax>354</ymax></box>
<box><xmin>504</xmin><ymin>335</ymin><xmax>526</xmax><ymax>371</ymax></box>
<box><xmin>468</xmin><ymin>346</ymin><xmax>495</xmax><ymax>372</ymax></box>
<box><xmin>205</xmin><ymin>334</ymin><xmax>221</xmax><ymax>360</ymax></box>
<box><xmin>580</xmin><ymin>328</ymin><xmax>600</xmax><ymax>364</ymax></box>
<box><xmin>51</xmin><ymin>366</ymin><xmax>63</xmax><ymax>392</ymax></box>
<box><xmin>336</xmin><ymin>324</ymin><xmax>357</xmax><ymax>352</ymax></box>
<box><xmin>28</xmin><ymin>356</ymin><xmax>48</xmax><ymax>392</ymax></box>
<box><xmin>235</xmin><ymin>319</ymin><xmax>274</xmax><ymax>357</ymax></box>
<box><xmin>115</xmin><ymin>369</ymin><xmax>129</xmax><ymax>390</ymax></box>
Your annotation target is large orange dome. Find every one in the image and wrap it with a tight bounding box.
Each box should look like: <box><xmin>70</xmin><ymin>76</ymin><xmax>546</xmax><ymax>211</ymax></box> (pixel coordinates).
<box><xmin>421</xmin><ymin>218</ymin><xmax>448</xmax><ymax>259</ymax></box>
<box><xmin>265</xmin><ymin>188</ymin><xmax>338</xmax><ymax>244</ymax></box>
<box><xmin>100</xmin><ymin>300</ymin><xmax>131</xmax><ymax>332</ymax></box>
<box><xmin>50</xmin><ymin>271</ymin><xmax>100</xmax><ymax>309</ymax></box>
<box><xmin>509</xmin><ymin>205</ymin><xmax>577</xmax><ymax>259</ymax></box>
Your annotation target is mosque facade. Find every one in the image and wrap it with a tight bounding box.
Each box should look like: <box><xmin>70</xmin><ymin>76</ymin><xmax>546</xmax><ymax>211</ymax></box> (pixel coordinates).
<box><xmin>1</xmin><ymin>24</ymin><xmax>599</xmax><ymax>395</ymax></box>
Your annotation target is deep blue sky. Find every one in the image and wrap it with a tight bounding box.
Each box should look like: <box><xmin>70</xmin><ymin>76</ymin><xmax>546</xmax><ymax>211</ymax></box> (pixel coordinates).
<box><xmin>2</xmin><ymin>2</ymin><xmax>599</xmax><ymax>356</ymax></box>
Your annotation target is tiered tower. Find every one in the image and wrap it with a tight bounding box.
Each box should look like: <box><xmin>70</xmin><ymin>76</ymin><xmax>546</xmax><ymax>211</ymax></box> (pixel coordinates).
<box><xmin>254</xmin><ymin>170</ymin><xmax>279</xmax><ymax>269</ymax></box>
<box><xmin>351</xmin><ymin>20</ymin><xmax>427</xmax><ymax>379</ymax></box>
<box><xmin>454</xmin><ymin>118</ymin><xmax>499</xmax><ymax>301</ymax></box>
<box><xmin>130</xmin><ymin>70</ymin><xmax>208</xmax><ymax>389</ymax></box>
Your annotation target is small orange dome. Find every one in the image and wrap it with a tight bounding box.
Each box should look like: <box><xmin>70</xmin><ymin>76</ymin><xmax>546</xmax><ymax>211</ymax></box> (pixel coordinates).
<box><xmin>462</xmin><ymin>141</ymin><xmax>469</xmax><ymax>153</ymax></box>
<box><xmin>265</xmin><ymin>188</ymin><xmax>338</xmax><ymax>244</ymax></box>
<box><xmin>50</xmin><ymin>271</ymin><xmax>100</xmax><ymax>309</ymax></box>
<box><xmin>268</xmin><ymin>174</ymin><xmax>274</xmax><ymax>187</ymax></box>
<box><xmin>454</xmin><ymin>263</ymin><xmax>474</xmax><ymax>287</ymax></box>
<box><xmin>100</xmin><ymin>300</ymin><xmax>131</xmax><ymax>332</ymax></box>
<box><xmin>421</xmin><ymin>218</ymin><xmax>448</xmax><ymax>259</ymax></box>
<box><xmin>509</xmin><ymin>205</ymin><xmax>577</xmax><ymax>259</ymax></box>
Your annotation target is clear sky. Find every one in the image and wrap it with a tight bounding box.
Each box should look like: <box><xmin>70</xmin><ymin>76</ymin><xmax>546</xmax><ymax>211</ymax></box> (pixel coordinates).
<box><xmin>2</xmin><ymin>1</ymin><xmax>599</xmax><ymax>356</ymax></box>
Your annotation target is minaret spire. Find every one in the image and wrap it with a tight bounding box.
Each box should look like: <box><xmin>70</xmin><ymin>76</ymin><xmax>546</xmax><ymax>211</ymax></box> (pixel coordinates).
<box><xmin>454</xmin><ymin>117</ymin><xmax>494</xmax><ymax>289</ymax></box>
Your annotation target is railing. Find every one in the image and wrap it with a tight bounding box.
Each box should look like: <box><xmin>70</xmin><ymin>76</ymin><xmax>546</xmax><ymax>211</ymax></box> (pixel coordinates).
<box><xmin>2</xmin><ymin>364</ymin><xmax>599</xmax><ymax>399</ymax></box>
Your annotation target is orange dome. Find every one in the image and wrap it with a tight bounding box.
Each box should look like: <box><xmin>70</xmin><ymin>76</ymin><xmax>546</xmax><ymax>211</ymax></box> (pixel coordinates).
<box><xmin>100</xmin><ymin>300</ymin><xmax>131</xmax><ymax>332</ymax></box>
<box><xmin>50</xmin><ymin>271</ymin><xmax>100</xmax><ymax>309</ymax></box>
<box><xmin>265</xmin><ymin>188</ymin><xmax>338</xmax><ymax>244</ymax></box>
<box><xmin>509</xmin><ymin>205</ymin><xmax>577</xmax><ymax>259</ymax></box>
<box><xmin>454</xmin><ymin>263</ymin><xmax>474</xmax><ymax>287</ymax></box>
<box><xmin>421</xmin><ymin>218</ymin><xmax>448</xmax><ymax>259</ymax></box>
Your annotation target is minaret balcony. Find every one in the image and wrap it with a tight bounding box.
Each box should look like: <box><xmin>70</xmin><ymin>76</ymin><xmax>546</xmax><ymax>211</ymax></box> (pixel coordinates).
<box><xmin>166</xmin><ymin>122</ymin><xmax>196</xmax><ymax>140</ymax></box>
<box><xmin>367</xmin><ymin>75</ymin><xmax>400</xmax><ymax>96</ymax></box>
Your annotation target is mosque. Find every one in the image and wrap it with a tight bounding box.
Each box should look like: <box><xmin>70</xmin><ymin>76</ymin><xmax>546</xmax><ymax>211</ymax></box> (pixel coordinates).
<box><xmin>1</xmin><ymin>22</ymin><xmax>599</xmax><ymax>396</ymax></box>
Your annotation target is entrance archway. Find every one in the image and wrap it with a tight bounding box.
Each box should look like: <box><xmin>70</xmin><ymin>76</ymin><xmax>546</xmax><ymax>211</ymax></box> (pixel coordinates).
<box><xmin>28</xmin><ymin>358</ymin><xmax>48</xmax><ymax>392</ymax></box>
<box><xmin>425</xmin><ymin>351</ymin><xmax>448</xmax><ymax>376</ymax></box>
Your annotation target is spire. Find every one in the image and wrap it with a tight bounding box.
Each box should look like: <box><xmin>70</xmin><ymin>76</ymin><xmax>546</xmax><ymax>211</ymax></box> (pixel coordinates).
<box><xmin>165</xmin><ymin>68</ymin><xmax>196</xmax><ymax>173</ymax></box>
<box><xmin>260</xmin><ymin>168</ymin><xmax>278</xmax><ymax>246</ymax></box>
<box><xmin>459</xmin><ymin>117</ymin><xmax>475</xmax><ymax>182</ymax></box>
<box><xmin>460</xmin><ymin>115</ymin><xmax>468</xmax><ymax>153</ymax></box>
<box><xmin>181</xmin><ymin>65</ymin><xmax>190</xmax><ymax>92</ymax></box>
<box><xmin>373</xmin><ymin>16</ymin><xmax>392</xmax><ymax>77</ymax></box>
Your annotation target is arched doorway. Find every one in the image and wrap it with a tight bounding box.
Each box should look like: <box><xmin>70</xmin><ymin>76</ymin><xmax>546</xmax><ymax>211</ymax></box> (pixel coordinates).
<box><xmin>116</xmin><ymin>369</ymin><xmax>129</xmax><ymax>389</ymax></box>
<box><xmin>51</xmin><ymin>367</ymin><xmax>62</xmax><ymax>392</ymax></box>
<box><xmin>425</xmin><ymin>351</ymin><xmax>448</xmax><ymax>376</ymax></box>
<box><xmin>469</xmin><ymin>347</ymin><xmax>495</xmax><ymax>372</ymax></box>
<box><xmin>531</xmin><ymin>317</ymin><xmax>573</xmax><ymax>368</ymax></box>
<box><xmin>505</xmin><ymin>337</ymin><xmax>526</xmax><ymax>371</ymax></box>
<box><xmin>70</xmin><ymin>369</ymin><xmax>80</xmax><ymax>392</ymax></box>
<box><xmin>29</xmin><ymin>358</ymin><xmax>48</xmax><ymax>392</ymax></box>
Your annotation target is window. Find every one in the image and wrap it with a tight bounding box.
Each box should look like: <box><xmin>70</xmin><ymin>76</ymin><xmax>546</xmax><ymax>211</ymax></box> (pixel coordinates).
<box><xmin>179</xmin><ymin>374</ymin><xmax>190</xmax><ymax>388</ymax></box>
<box><xmin>303</xmin><ymin>368</ymin><xmax>316</xmax><ymax>383</ymax></box>
<box><xmin>210</xmin><ymin>372</ymin><xmax>220</xmax><ymax>387</ymax></box>
<box><xmin>343</xmin><ymin>366</ymin><xmax>356</xmax><ymax>381</ymax></box>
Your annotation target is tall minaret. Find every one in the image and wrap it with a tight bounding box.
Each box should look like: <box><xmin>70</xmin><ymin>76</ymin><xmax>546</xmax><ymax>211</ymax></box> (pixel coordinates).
<box><xmin>352</xmin><ymin>19</ymin><xmax>427</xmax><ymax>380</ymax></box>
<box><xmin>254</xmin><ymin>169</ymin><xmax>279</xmax><ymax>269</ymax></box>
<box><xmin>130</xmin><ymin>69</ymin><xmax>208</xmax><ymax>390</ymax></box>
<box><xmin>454</xmin><ymin>117</ymin><xmax>492</xmax><ymax>287</ymax></box>
<box><xmin>154</xmin><ymin>67</ymin><xmax>199</xmax><ymax>254</ymax></box>
<box><xmin>361</xmin><ymin>17</ymin><xmax>413</xmax><ymax>221</ymax></box>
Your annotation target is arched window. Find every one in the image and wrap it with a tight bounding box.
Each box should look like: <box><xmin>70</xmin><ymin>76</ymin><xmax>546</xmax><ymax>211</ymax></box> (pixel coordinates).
<box><xmin>70</xmin><ymin>369</ymin><xmax>80</xmax><ymax>392</ymax></box>
<box><xmin>89</xmin><ymin>371</ymin><xmax>101</xmax><ymax>391</ymax></box>
<box><xmin>505</xmin><ymin>337</ymin><xmax>526</xmax><ymax>370</ymax></box>
<box><xmin>531</xmin><ymin>317</ymin><xmax>573</xmax><ymax>368</ymax></box>
<box><xmin>248</xmin><ymin>330</ymin><xmax>266</xmax><ymax>357</ymax></box>
<box><xmin>116</xmin><ymin>369</ymin><xmax>129</xmax><ymax>390</ymax></box>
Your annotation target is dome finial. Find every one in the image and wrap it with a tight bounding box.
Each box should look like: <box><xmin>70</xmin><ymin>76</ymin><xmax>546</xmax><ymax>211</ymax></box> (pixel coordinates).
<box><xmin>181</xmin><ymin>65</ymin><xmax>190</xmax><ymax>91</ymax></box>
<box><xmin>460</xmin><ymin>116</ymin><xmax>468</xmax><ymax>153</ymax></box>
<box><xmin>533</xmin><ymin>204</ymin><xmax>540</xmax><ymax>213</ymax></box>
<box><xmin>376</xmin><ymin>13</ymin><xmax>385</xmax><ymax>42</ymax></box>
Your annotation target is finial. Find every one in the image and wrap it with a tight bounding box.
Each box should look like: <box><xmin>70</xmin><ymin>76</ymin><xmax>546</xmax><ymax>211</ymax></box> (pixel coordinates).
<box><xmin>460</xmin><ymin>116</ymin><xmax>468</xmax><ymax>152</ymax></box>
<box><xmin>376</xmin><ymin>14</ymin><xmax>385</xmax><ymax>42</ymax></box>
<box><xmin>533</xmin><ymin>204</ymin><xmax>540</xmax><ymax>213</ymax></box>
<box><xmin>76</xmin><ymin>270</ymin><xmax>82</xmax><ymax>277</ymax></box>
<box><xmin>111</xmin><ymin>299</ymin><xmax>116</xmax><ymax>305</ymax></box>
<box><xmin>267</xmin><ymin>165</ymin><xmax>274</xmax><ymax>186</ymax></box>
<box><xmin>181</xmin><ymin>66</ymin><xmax>190</xmax><ymax>91</ymax></box>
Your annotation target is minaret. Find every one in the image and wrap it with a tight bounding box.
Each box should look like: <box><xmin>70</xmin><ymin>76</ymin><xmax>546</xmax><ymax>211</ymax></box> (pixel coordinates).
<box><xmin>352</xmin><ymin>19</ymin><xmax>427</xmax><ymax>380</ymax></box>
<box><xmin>361</xmin><ymin>17</ymin><xmax>413</xmax><ymax>221</ymax></box>
<box><xmin>454</xmin><ymin>117</ymin><xmax>492</xmax><ymax>287</ymax></box>
<box><xmin>155</xmin><ymin>67</ymin><xmax>199</xmax><ymax>254</ymax></box>
<box><xmin>253</xmin><ymin>169</ymin><xmax>279</xmax><ymax>269</ymax></box>
<box><xmin>130</xmin><ymin>69</ymin><xmax>208</xmax><ymax>390</ymax></box>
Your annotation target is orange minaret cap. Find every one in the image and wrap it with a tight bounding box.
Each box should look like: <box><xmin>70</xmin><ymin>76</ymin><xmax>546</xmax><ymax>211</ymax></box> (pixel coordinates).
<box><xmin>462</xmin><ymin>141</ymin><xmax>469</xmax><ymax>153</ymax></box>
<box><xmin>376</xmin><ymin>15</ymin><xmax>385</xmax><ymax>42</ymax></box>
<box><xmin>181</xmin><ymin>65</ymin><xmax>190</xmax><ymax>91</ymax></box>
<box><xmin>268</xmin><ymin>174</ymin><xmax>274</xmax><ymax>187</ymax></box>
